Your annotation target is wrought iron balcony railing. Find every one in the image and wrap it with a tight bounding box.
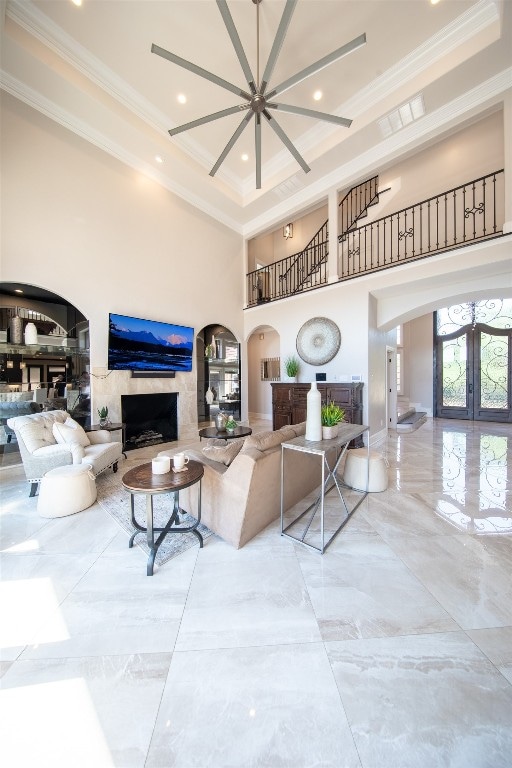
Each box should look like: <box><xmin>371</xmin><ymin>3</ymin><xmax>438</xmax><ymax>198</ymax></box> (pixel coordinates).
<box><xmin>246</xmin><ymin>170</ymin><xmax>504</xmax><ymax>307</ymax></box>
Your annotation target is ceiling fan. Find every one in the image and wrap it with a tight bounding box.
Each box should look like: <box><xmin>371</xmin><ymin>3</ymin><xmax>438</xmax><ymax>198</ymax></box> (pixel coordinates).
<box><xmin>152</xmin><ymin>0</ymin><xmax>366</xmax><ymax>189</ymax></box>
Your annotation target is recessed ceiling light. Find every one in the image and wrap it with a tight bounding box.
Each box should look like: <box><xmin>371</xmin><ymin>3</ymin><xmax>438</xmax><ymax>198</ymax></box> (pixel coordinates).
<box><xmin>241</xmin><ymin>153</ymin><xmax>249</xmax><ymax>162</ymax></box>
<box><xmin>155</xmin><ymin>155</ymin><xmax>163</xmax><ymax>164</ymax></box>
<box><xmin>313</xmin><ymin>90</ymin><xmax>322</xmax><ymax>101</ymax></box>
<box><xmin>14</xmin><ymin>289</ymin><xmax>24</xmax><ymax>294</ymax></box>
<box><xmin>177</xmin><ymin>94</ymin><xmax>187</xmax><ymax>104</ymax></box>
<box><xmin>71</xmin><ymin>0</ymin><xmax>83</xmax><ymax>6</ymax></box>
<box><xmin>431</xmin><ymin>0</ymin><xmax>441</xmax><ymax>5</ymax></box>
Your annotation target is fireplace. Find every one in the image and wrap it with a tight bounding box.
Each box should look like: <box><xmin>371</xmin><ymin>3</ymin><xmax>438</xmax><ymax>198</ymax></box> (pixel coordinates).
<box><xmin>121</xmin><ymin>393</ymin><xmax>178</xmax><ymax>451</ymax></box>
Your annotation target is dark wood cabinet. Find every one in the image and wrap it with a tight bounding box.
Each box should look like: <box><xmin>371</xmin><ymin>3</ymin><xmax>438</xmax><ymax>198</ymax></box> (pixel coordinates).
<box><xmin>271</xmin><ymin>382</ymin><xmax>364</xmax><ymax>446</ymax></box>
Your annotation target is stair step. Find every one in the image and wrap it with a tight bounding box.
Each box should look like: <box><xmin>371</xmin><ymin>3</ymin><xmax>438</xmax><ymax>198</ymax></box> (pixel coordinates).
<box><xmin>398</xmin><ymin>411</ymin><xmax>427</xmax><ymax>425</ymax></box>
<box><xmin>397</xmin><ymin>408</ymin><xmax>416</xmax><ymax>423</ymax></box>
<box><xmin>397</xmin><ymin>411</ymin><xmax>428</xmax><ymax>433</ymax></box>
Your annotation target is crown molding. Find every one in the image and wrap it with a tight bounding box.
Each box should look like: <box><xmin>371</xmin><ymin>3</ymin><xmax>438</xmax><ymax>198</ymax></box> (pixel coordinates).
<box><xmin>242</xmin><ymin>68</ymin><xmax>511</xmax><ymax>237</ymax></box>
<box><xmin>5</xmin><ymin>0</ymin><xmax>245</xmax><ymax>195</ymax></box>
<box><xmin>239</xmin><ymin>0</ymin><xmax>501</xmax><ymax>199</ymax></box>
<box><xmin>0</xmin><ymin>70</ymin><xmax>244</xmax><ymax>234</ymax></box>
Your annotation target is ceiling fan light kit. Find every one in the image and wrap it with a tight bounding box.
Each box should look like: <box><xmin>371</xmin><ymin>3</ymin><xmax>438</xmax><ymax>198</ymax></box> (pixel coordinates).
<box><xmin>152</xmin><ymin>0</ymin><xmax>366</xmax><ymax>189</ymax></box>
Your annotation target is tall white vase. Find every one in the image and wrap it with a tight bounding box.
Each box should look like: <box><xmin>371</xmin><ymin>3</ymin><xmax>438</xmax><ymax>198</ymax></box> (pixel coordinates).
<box><xmin>24</xmin><ymin>322</ymin><xmax>38</xmax><ymax>345</ymax></box>
<box><xmin>305</xmin><ymin>381</ymin><xmax>322</xmax><ymax>441</ymax></box>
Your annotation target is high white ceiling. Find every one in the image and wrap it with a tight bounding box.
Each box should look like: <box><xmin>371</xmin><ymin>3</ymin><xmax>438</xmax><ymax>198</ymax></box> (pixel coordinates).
<box><xmin>1</xmin><ymin>0</ymin><xmax>510</xmax><ymax>235</ymax></box>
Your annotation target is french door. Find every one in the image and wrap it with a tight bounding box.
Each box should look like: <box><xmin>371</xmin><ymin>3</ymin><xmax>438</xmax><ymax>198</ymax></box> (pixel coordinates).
<box><xmin>435</xmin><ymin>323</ymin><xmax>512</xmax><ymax>422</ymax></box>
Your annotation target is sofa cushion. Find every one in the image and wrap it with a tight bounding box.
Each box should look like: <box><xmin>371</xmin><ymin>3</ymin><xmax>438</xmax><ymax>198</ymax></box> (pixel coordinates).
<box><xmin>202</xmin><ymin>437</ymin><xmax>245</xmax><ymax>466</ymax></box>
<box><xmin>242</xmin><ymin>425</ymin><xmax>296</xmax><ymax>453</ymax></box>
<box><xmin>53</xmin><ymin>417</ymin><xmax>90</xmax><ymax>447</ymax></box>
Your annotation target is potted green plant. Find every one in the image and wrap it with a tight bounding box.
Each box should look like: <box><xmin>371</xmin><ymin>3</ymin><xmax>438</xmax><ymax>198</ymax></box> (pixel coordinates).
<box><xmin>321</xmin><ymin>401</ymin><xmax>345</xmax><ymax>439</ymax></box>
<box><xmin>284</xmin><ymin>355</ymin><xmax>300</xmax><ymax>381</ymax></box>
<box><xmin>97</xmin><ymin>406</ymin><xmax>110</xmax><ymax>427</ymax></box>
<box><xmin>225</xmin><ymin>415</ymin><xmax>237</xmax><ymax>433</ymax></box>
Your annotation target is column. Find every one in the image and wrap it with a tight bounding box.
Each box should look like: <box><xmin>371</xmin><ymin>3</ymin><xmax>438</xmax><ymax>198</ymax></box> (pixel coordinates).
<box><xmin>327</xmin><ymin>189</ymin><xmax>339</xmax><ymax>282</ymax></box>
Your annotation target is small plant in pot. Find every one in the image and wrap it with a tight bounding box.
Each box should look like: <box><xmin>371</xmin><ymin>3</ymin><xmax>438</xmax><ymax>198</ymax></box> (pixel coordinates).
<box><xmin>225</xmin><ymin>416</ymin><xmax>237</xmax><ymax>433</ymax></box>
<box><xmin>321</xmin><ymin>402</ymin><xmax>345</xmax><ymax>439</ymax></box>
<box><xmin>97</xmin><ymin>406</ymin><xmax>110</xmax><ymax>427</ymax></box>
<box><xmin>284</xmin><ymin>355</ymin><xmax>300</xmax><ymax>381</ymax></box>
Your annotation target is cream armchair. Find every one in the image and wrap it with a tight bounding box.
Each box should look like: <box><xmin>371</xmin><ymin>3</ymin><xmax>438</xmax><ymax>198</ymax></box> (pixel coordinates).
<box><xmin>7</xmin><ymin>410</ymin><xmax>122</xmax><ymax>496</ymax></box>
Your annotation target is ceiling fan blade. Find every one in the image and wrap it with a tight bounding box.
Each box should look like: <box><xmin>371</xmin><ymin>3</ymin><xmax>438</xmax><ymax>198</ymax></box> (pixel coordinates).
<box><xmin>266</xmin><ymin>33</ymin><xmax>366</xmax><ymax>99</ymax></box>
<box><xmin>269</xmin><ymin>102</ymin><xmax>352</xmax><ymax>128</ymax></box>
<box><xmin>260</xmin><ymin>0</ymin><xmax>297</xmax><ymax>94</ymax></box>
<box><xmin>169</xmin><ymin>104</ymin><xmax>250</xmax><ymax>137</ymax></box>
<box><xmin>210</xmin><ymin>111</ymin><xmax>254</xmax><ymax>178</ymax></box>
<box><xmin>255</xmin><ymin>114</ymin><xmax>262</xmax><ymax>189</ymax></box>
<box><xmin>217</xmin><ymin>0</ymin><xmax>257</xmax><ymax>95</ymax></box>
<box><xmin>263</xmin><ymin>111</ymin><xmax>310</xmax><ymax>175</ymax></box>
<box><xmin>151</xmin><ymin>43</ymin><xmax>251</xmax><ymax>100</ymax></box>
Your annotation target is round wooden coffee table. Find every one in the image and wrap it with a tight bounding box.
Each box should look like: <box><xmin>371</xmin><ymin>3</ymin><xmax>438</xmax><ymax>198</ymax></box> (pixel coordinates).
<box><xmin>198</xmin><ymin>425</ymin><xmax>252</xmax><ymax>441</ymax></box>
<box><xmin>122</xmin><ymin>459</ymin><xmax>204</xmax><ymax>576</ymax></box>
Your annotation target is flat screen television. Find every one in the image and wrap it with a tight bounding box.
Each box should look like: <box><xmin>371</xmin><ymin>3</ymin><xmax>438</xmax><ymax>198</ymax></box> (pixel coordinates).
<box><xmin>108</xmin><ymin>313</ymin><xmax>194</xmax><ymax>372</ymax></box>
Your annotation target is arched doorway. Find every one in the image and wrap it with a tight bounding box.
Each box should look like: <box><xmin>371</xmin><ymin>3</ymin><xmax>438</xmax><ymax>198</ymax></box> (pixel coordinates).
<box><xmin>434</xmin><ymin>299</ymin><xmax>512</xmax><ymax>422</ymax></box>
<box><xmin>196</xmin><ymin>324</ymin><xmax>240</xmax><ymax>425</ymax></box>
<box><xmin>1</xmin><ymin>282</ymin><xmax>90</xmax><ymax>463</ymax></box>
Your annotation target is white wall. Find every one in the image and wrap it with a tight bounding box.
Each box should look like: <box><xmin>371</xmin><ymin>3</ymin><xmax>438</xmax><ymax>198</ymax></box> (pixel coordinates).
<box><xmin>248</xmin><ymin>204</ymin><xmax>328</xmax><ymax>269</ymax></box>
<box><xmin>403</xmin><ymin>314</ymin><xmax>434</xmax><ymax>414</ymax></box>
<box><xmin>1</xmin><ymin>94</ymin><xmax>243</xmax><ymax>438</ymax></box>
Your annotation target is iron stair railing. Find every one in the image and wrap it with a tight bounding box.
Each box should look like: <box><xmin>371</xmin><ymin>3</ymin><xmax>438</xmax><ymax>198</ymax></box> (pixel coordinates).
<box><xmin>246</xmin><ymin>170</ymin><xmax>505</xmax><ymax>307</ymax></box>
<box><xmin>338</xmin><ymin>170</ymin><xmax>504</xmax><ymax>280</ymax></box>
<box><xmin>248</xmin><ymin>176</ymin><xmax>379</xmax><ymax>306</ymax></box>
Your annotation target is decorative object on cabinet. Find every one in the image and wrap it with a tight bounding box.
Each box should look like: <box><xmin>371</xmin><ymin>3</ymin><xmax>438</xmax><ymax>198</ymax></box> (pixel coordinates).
<box><xmin>296</xmin><ymin>317</ymin><xmax>341</xmax><ymax>365</ymax></box>
<box><xmin>97</xmin><ymin>406</ymin><xmax>110</xmax><ymax>428</ymax></box>
<box><xmin>305</xmin><ymin>381</ymin><xmax>322</xmax><ymax>441</ymax></box>
<box><xmin>284</xmin><ymin>355</ymin><xmax>300</xmax><ymax>381</ymax></box>
<box><xmin>9</xmin><ymin>315</ymin><xmax>23</xmax><ymax>344</ymax></box>
<box><xmin>271</xmin><ymin>382</ymin><xmax>363</xmax><ymax>448</ymax></box>
<box><xmin>321</xmin><ymin>402</ymin><xmax>345</xmax><ymax>439</ymax></box>
<box><xmin>24</xmin><ymin>322</ymin><xmax>38</xmax><ymax>345</ymax></box>
<box><xmin>205</xmin><ymin>387</ymin><xmax>214</xmax><ymax>405</ymax></box>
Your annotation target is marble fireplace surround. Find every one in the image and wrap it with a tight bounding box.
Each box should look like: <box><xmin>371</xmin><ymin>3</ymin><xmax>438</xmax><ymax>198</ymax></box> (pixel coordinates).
<box><xmin>90</xmin><ymin>368</ymin><xmax>199</xmax><ymax>442</ymax></box>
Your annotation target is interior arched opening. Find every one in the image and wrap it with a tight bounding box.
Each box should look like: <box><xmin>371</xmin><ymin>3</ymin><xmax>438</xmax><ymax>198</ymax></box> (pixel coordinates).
<box><xmin>0</xmin><ymin>281</ymin><xmax>90</xmax><ymax>465</ymax></box>
<box><xmin>196</xmin><ymin>324</ymin><xmax>241</xmax><ymax>427</ymax></box>
<box><xmin>246</xmin><ymin>324</ymin><xmax>280</xmax><ymax>424</ymax></box>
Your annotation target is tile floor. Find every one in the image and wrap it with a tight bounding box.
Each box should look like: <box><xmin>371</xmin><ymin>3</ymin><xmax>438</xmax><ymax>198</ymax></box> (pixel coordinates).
<box><xmin>1</xmin><ymin>417</ymin><xmax>511</xmax><ymax>767</ymax></box>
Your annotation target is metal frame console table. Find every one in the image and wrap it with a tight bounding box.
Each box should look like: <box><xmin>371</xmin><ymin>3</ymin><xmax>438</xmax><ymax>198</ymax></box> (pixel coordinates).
<box><xmin>280</xmin><ymin>423</ymin><xmax>369</xmax><ymax>554</ymax></box>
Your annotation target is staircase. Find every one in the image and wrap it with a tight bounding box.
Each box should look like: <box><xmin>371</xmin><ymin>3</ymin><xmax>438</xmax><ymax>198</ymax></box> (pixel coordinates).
<box><xmin>282</xmin><ymin>176</ymin><xmax>380</xmax><ymax>294</ymax></box>
<box><xmin>396</xmin><ymin>396</ymin><xmax>427</xmax><ymax>433</ymax></box>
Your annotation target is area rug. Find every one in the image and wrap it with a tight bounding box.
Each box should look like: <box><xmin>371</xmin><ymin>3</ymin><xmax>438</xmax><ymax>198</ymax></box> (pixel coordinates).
<box><xmin>95</xmin><ymin>464</ymin><xmax>213</xmax><ymax>567</ymax></box>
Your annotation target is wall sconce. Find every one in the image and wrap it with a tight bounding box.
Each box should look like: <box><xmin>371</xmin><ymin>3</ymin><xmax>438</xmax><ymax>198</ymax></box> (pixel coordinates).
<box><xmin>259</xmin><ymin>333</ymin><xmax>265</xmax><ymax>340</ymax></box>
<box><xmin>283</xmin><ymin>223</ymin><xmax>293</xmax><ymax>239</ymax></box>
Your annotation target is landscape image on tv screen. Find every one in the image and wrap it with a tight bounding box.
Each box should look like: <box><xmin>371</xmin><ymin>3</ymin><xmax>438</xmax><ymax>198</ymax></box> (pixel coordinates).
<box><xmin>108</xmin><ymin>313</ymin><xmax>194</xmax><ymax>372</ymax></box>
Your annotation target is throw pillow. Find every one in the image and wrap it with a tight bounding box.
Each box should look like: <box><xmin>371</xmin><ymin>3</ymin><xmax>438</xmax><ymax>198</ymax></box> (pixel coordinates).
<box><xmin>202</xmin><ymin>437</ymin><xmax>245</xmax><ymax>466</ymax></box>
<box><xmin>53</xmin><ymin>417</ymin><xmax>90</xmax><ymax>447</ymax></box>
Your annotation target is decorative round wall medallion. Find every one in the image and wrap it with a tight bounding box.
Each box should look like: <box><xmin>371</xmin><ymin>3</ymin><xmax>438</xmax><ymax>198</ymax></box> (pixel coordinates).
<box><xmin>296</xmin><ymin>317</ymin><xmax>341</xmax><ymax>365</ymax></box>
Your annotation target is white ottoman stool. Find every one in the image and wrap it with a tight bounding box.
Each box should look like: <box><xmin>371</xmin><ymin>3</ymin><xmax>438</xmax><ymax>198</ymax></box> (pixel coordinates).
<box><xmin>343</xmin><ymin>448</ymin><xmax>388</xmax><ymax>493</ymax></box>
<box><xmin>37</xmin><ymin>465</ymin><xmax>97</xmax><ymax>518</ymax></box>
